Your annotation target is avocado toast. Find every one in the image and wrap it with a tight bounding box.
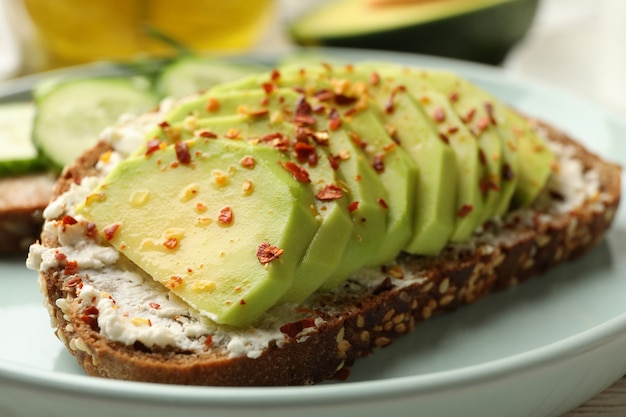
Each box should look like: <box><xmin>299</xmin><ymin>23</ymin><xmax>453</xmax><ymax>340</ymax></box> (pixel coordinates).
<box><xmin>27</xmin><ymin>62</ymin><xmax>621</xmax><ymax>385</ymax></box>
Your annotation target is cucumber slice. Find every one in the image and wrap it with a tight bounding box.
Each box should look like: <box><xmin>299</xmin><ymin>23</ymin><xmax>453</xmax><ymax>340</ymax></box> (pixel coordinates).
<box><xmin>33</xmin><ymin>77</ymin><xmax>158</xmax><ymax>170</ymax></box>
<box><xmin>0</xmin><ymin>102</ymin><xmax>44</xmax><ymax>177</ymax></box>
<box><xmin>156</xmin><ymin>56</ymin><xmax>268</xmax><ymax>98</ymax></box>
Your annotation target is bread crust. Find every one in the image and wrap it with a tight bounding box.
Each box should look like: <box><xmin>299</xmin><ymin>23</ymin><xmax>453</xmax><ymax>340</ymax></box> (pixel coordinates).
<box><xmin>36</xmin><ymin>120</ymin><xmax>621</xmax><ymax>386</ymax></box>
<box><xmin>0</xmin><ymin>172</ymin><xmax>56</xmax><ymax>254</ymax></box>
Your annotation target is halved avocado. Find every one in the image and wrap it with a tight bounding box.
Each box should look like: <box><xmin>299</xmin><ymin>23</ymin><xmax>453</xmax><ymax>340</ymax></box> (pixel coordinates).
<box><xmin>289</xmin><ymin>0</ymin><xmax>538</xmax><ymax>64</ymax></box>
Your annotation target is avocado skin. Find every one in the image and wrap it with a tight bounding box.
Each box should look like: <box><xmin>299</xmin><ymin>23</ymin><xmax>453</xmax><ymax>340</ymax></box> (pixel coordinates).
<box><xmin>290</xmin><ymin>0</ymin><xmax>538</xmax><ymax>65</ymax></box>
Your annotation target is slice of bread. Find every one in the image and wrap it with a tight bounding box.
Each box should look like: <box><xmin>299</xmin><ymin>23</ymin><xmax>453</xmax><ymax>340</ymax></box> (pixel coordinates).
<box><xmin>27</xmin><ymin>116</ymin><xmax>621</xmax><ymax>386</ymax></box>
<box><xmin>0</xmin><ymin>172</ymin><xmax>55</xmax><ymax>254</ymax></box>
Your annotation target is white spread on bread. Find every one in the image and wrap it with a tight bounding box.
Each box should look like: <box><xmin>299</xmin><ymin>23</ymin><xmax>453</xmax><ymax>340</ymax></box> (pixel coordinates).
<box><xmin>26</xmin><ymin>105</ymin><xmax>605</xmax><ymax>359</ymax></box>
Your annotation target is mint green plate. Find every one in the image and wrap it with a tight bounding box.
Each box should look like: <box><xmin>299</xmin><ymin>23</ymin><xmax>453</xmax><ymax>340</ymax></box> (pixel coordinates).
<box><xmin>1</xmin><ymin>49</ymin><xmax>625</xmax><ymax>417</ymax></box>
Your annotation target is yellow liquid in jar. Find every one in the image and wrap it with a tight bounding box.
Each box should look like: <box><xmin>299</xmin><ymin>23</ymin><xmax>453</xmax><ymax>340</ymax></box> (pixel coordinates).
<box><xmin>22</xmin><ymin>0</ymin><xmax>275</xmax><ymax>67</ymax></box>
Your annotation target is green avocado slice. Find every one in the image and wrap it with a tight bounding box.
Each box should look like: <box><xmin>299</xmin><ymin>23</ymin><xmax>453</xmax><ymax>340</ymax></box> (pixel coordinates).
<box><xmin>75</xmin><ymin>138</ymin><xmax>319</xmax><ymax>327</ymax></box>
<box><xmin>420</xmin><ymin>70</ymin><xmax>521</xmax><ymax>216</ymax></box>
<box><xmin>365</xmin><ymin>66</ymin><xmax>485</xmax><ymax>242</ymax></box>
<box><xmin>155</xmin><ymin>87</ymin><xmax>389</xmax><ymax>295</ymax></box>
<box><xmin>238</xmin><ymin>65</ymin><xmax>452</xmax><ymax>256</ymax></box>
<box><xmin>417</xmin><ymin>69</ymin><xmax>504</xmax><ymax>223</ymax></box>
<box><xmin>181</xmin><ymin>114</ymin><xmax>355</xmax><ymax>304</ymax></box>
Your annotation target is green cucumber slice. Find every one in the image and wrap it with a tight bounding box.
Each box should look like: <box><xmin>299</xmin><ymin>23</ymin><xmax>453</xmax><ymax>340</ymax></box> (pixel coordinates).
<box><xmin>156</xmin><ymin>56</ymin><xmax>268</xmax><ymax>98</ymax></box>
<box><xmin>33</xmin><ymin>77</ymin><xmax>158</xmax><ymax>170</ymax></box>
<box><xmin>0</xmin><ymin>102</ymin><xmax>44</xmax><ymax>177</ymax></box>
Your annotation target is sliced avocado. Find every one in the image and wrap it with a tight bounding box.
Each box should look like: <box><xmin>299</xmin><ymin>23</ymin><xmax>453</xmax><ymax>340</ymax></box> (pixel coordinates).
<box><xmin>181</xmin><ymin>114</ymin><xmax>355</xmax><ymax>304</ymax></box>
<box><xmin>153</xmin><ymin>87</ymin><xmax>390</xmax><ymax>297</ymax></box>
<box><xmin>421</xmin><ymin>70</ymin><xmax>521</xmax><ymax>216</ymax></box>
<box><xmin>76</xmin><ymin>138</ymin><xmax>319</xmax><ymax>327</ymax></box>
<box><xmin>417</xmin><ymin>69</ymin><xmax>504</xmax><ymax>223</ymax></box>
<box><xmin>507</xmin><ymin>111</ymin><xmax>554</xmax><ymax>206</ymax></box>
<box><xmin>341</xmin><ymin>111</ymin><xmax>416</xmax><ymax>263</ymax></box>
<box><xmin>289</xmin><ymin>0</ymin><xmax>538</xmax><ymax>64</ymax></box>
<box><xmin>221</xmin><ymin>69</ymin><xmax>413</xmax><ymax>267</ymax></box>
<box><xmin>364</xmin><ymin>66</ymin><xmax>485</xmax><ymax>242</ymax></box>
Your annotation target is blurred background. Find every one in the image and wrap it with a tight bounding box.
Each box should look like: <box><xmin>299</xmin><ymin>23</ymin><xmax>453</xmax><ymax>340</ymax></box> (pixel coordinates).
<box><xmin>0</xmin><ymin>0</ymin><xmax>624</xmax><ymax>116</ymax></box>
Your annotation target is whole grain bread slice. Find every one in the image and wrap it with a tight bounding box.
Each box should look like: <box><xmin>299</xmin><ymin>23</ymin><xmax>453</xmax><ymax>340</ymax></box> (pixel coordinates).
<box><xmin>32</xmin><ymin>119</ymin><xmax>621</xmax><ymax>386</ymax></box>
<box><xmin>0</xmin><ymin>171</ymin><xmax>56</xmax><ymax>254</ymax></box>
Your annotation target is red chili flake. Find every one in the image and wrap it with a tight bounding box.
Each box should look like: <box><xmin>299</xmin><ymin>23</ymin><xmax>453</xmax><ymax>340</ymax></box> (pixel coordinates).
<box><xmin>462</xmin><ymin>108</ymin><xmax>476</xmax><ymax>123</ymax></box>
<box><xmin>67</xmin><ymin>276</ymin><xmax>82</xmax><ymax>288</ymax></box>
<box><xmin>84</xmin><ymin>222</ymin><xmax>97</xmax><ymax>238</ymax></box>
<box><xmin>64</xmin><ymin>260</ymin><xmax>79</xmax><ymax>275</ymax></box>
<box><xmin>293</xmin><ymin>96</ymin><xmax>316</xmax><ymax>126</ymax></box>
<box><xmin>103</xmin><ymin>224</ymin><xmax>120</xmax><ymax>241</ymax></box>
<box><xmin>158</xmin><ymin>121</ymin><xmax>170</xmax><ymax>129</ymax></box>
<box><xmin>372</xmin><ymin>153</ymin><xmax>385</xmax><ymax>173</ymax></box>
<box><xmin>163</xmin><ymin>238</ymin><xmax>178</xmax><ymax>249</ymax></box>
<box><xmin>257</xmin><ymin>242</ymin><xmax>284</xmax><ymax>265</ymax></box>
<box><xmin>328</xmin><ymin>108</ymin><xmax>342</xmax><ymax>131</ymax></box>
<box><xmin>55</xmin><ymin>252</ymin><xmax>67</xmax><ymax>261</ymax></box>
<box><xmin>204</xmin><ymin>335</ymin><xmax>213</xmax><ymax>348</ymax></box>
<box><xmin>328</xmin><ymin>154</ymin><xmax>342</xmax><ymax>170</ymax></box>
<box><xmin>314</xmin><ymin>89</ymin><xmax>334</xmax><ymax>102</ymax></box>
<box><xmin>240</xmin><ymin>155</ymin><xmax>256</xmax><ymax>169</ymax></box>
<box><xmin>260</xmin><ymin>96</ymin><xmax>270</xmax><ymax>106</ymax></box>
<box><xmin>478</xmin><ymin>149</ymin><xmax>487</xmax><ymax>166</ymax></box>
<box><xmin>270</xmin><ymin>69</ymin><xmax>281</xmax><ymax>81</ymax></box>
<box><xmin>149</xmin><ymin>302</ymin><xmax>161</xmax><ymax>309</ymax></box>
<box><xmin>378</xmin><ymin>198</ymin><xmax>389</xmax><ymax>209</ymax></box>
<box><xmin>334</xmin><ymin>94</ymin><xmax>358</xmax><ymax>106</ymax></box>
<box><xmin>476</xmin><ymin>116</ymin><xmax>490</xmax><ymax>132</ymax></box>
<box><xmin>218</xmin><ymin>206</ymin><xmax>234</xmax><ymax>225</ymax></box>
<box><xmin>165</xmin><ymin>275</ymin><xmax>183</xmax><ymax>289</ymax></box>
<box><xmin>145</xmin><ymin>139</ymin><xmax>162</xmax><ymax>156</ymax></box>
<box><xmin>370</xmin><ymin>71</ymin><xmax>380</xmax><ymax>86</ymax></box>
<box><xmin>175</xmin><ymin>141</ymin><xmax>191</xmax><ymax>165</ymax></box>
<box><xmin>259</xmin><ymin>132</ymin><xmax>290</xmax><ymax>151</ymax></box>
<box><xmin>284</xmin><ymin>161</ymin><xmax>311</xmax><ymax>183</ymax></box>
<box><xmin>62</xmin><ymin>215</ymin><xmax>78</xmax><ymax>228</ymax></box>
<box><xmin>439</xmin><ymin>133</ymin><xmax>450</xmax><ymax>145</ymax></box>
<box><xmin>198</xmin><ymin>130</ymin><xmax>218</xmax><ymax>139</ymax></box>
<box><xmin>261</xmin><ymin>82</ymin><xmax>275</xmax><ymax>94</ymax></box>
<box><xmin>449</xmin><ymin>91</ymin><xmax>459</xmax><ymax>102</ymax></box>
<box><xmin>344</xmin><ymin>107</ymin><xmax>358</xmax><ymax>117</ymax></box>
<box><xmin>348</xmin><ymin>201</ymin><xmax>359</xmax><ymax>212</ymax></box>
<box><xmin>84</xmin><ymin>306</ymin><xmax>98</xmax><ymax>316</ymax></box>
<box><xmin>348</xmin><ymin>131</ymin><xmax>367</xmax><ymax>149</ymax></box>
<box><xmin>432</xmin><ymin>107</ymin><xmax>446</xmax><ymax>123</ymax></box>
<box><xmin>294</xmin><ymin>141</ymin><xmax>318</xmax><ymax>166</ymax></box>
<box><xmin>447</xmin><ymin>125</ymin><xmax>459</xmax><ymax>135</ymax></box>
<box><xmin>384</xmin><ymin>94</ymin><xmax>395</xmax><ymax>114</ymax></box>
<box><xmin>384</xmin><ymin>85</ymin><xmax>406</xmax><ymax>114</ymax></box>
<box><xmin>457</xmin><ymin>204</ymin><xmax>474</xmax><ymax>218</ymax></box>
<box><xmin>502</xmin><ymin>163</ymin><xmax>515</xmax><ymax>181</ymax></box>
<box><xmin>485</xmin><ymin>102</ymin><xmax>497</xmax><ymax>125</ymax></box>
<box><xmin>316</xmin><ymin>184</ymin><xmax>343</xmax><ymax>201</ymax></box>
<box><xmin>279</xmin><ymin>317</ymin><xmax>316</xmax><ymax>339</ymax></box>
<box><xmin>480</xmin><ymin>178</ymin><xmax>489</xmax><ymax>195</ymax></box>
<box><xmin>240</xmin><ymin>299</ymin><xmax>246</xmax><ymax>305</ymax></box>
